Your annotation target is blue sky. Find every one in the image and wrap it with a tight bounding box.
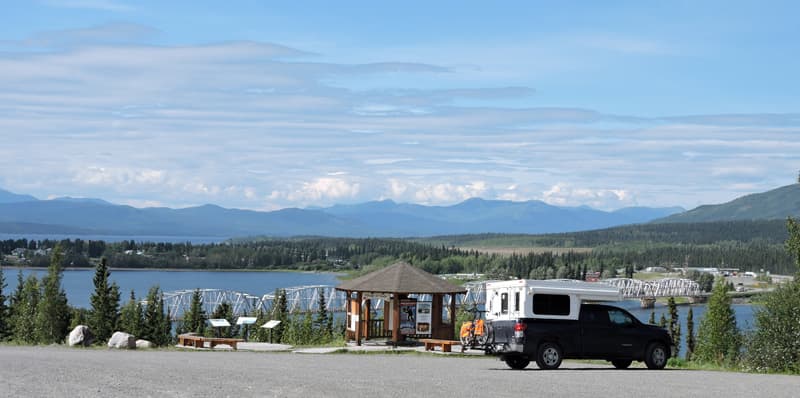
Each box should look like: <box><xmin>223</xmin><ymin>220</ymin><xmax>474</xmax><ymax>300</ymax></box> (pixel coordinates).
<box><xmin>0</xmin><ymin>1</ymin><xmax>798</xmax><ymax>211</ymax></box>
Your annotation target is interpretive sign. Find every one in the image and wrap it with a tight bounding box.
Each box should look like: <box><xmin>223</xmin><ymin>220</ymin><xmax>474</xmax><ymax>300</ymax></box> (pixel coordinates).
<box><xmin>415</xmin><ymin>302</ymin><xmax>432</xmax><ymax>334</ymax></box>
<box><xmin>400</xmin><ymin>299</ymin><xmax>417</xmax><ymax>335</ymax></box>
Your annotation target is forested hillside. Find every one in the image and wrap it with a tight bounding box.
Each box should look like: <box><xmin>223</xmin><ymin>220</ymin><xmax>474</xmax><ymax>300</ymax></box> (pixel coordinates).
<box><xmin>2</xmin><ymin>219</ymin><xmax>798</xmax><ymax>276</ymax></box>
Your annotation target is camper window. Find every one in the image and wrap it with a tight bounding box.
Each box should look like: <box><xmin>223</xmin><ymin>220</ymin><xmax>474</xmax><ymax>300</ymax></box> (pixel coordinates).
<box><xmin>532</xmin><ymin>294</ymin><xmax>570</xmax><ymax>316</ymax></box>
<box><xmin>514</xmin><ymin>292</ymin><xmax>520</xmax><ymax>312</ymax></box>
<box><xmin>500</xmin><ymin>292</ymin><xmax>508</xmax><ymax>314</ymax></box>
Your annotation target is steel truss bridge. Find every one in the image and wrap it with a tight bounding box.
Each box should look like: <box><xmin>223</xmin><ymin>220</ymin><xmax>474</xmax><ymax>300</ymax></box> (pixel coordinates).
<box><xmin>160</xmin><ymin>278</ymin><xmax>702</xmax><ymax>319</ymax></box>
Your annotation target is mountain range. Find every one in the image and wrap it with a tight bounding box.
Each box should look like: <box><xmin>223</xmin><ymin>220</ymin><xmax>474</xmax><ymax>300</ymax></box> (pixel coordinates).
<box><xmin>0</xmin><ymin>187</ymin><xmax>683</xmax><ymax>238</ymax></box>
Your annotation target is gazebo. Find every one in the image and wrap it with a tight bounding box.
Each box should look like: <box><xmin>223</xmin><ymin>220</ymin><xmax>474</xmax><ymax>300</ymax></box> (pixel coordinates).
<box><xmin>336</xmin><ymin>261</ymin><xmax>467</xmax><ymax>346</ymax></box>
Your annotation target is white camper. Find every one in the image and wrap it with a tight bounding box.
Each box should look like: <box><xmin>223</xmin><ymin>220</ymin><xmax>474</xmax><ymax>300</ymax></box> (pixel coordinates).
<box><xmin>485</xmin><ymin>279</ymin><xmax>622</xmax><ymax>321</ymax></box>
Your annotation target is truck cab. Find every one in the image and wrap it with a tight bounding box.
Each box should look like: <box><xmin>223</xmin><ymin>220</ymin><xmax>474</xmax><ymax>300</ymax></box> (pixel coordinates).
<box><xmin>485</xmin><ymin>280</ymin><xmax>672</xmax><ymax>370</ymax></box>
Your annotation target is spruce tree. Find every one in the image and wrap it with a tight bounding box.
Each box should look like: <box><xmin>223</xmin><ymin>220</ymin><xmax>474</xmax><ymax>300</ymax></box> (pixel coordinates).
<box><xmin>119</xmin><ymin>290</ymin><xmax>144</xmax><ymax>337</ymax></box>
<box><xmin>89</xmin><ymin>258</ymin><xmax>120</xmax><ymax>342</ymax></box>
<box><xmin>694</xmin><ymin>278</ymin><xmax>741</xmax><ymax>365</ymax></box>
<box><xmin>36</xmin><ymin>245</ymin><xmax>70</xmax><ymax>344</ymax></box>
<box><xmin>142</xmin><ymin>286</ymin><xmax>172</xmax><ymax>346</ymax></box>
<box><xmin>0</xmin><ymin>268</ymin><xmax>9</xmax><ymax>340</ymax></box>
<box><xmin>272</xmin><ymin>289</ymin><xmax>288</xmax><ymax>343</ymax></box>
<box><xmin>648</xmin><ymin>309</ymin><xmax>656</xmax><ymax>325</ymax></box>
<box><xmin>667</xmin><ymin>297</ymin><xmax>681</xmax><ymax>357</ymax></box>
<box><xmin>13</xmin><ymin>275</ymin><xmax>40</xmax><ymax>343</ymax></box>
<box><xmin>315</xmin><ymin>292</ymin><xmax>331</xmax><ymax>343</ymax></box>
<box><xmin>658</xmin><ymin>313</ymin><xmax>667</xmax><ymax>328</ymax></box>
<box><xmin>686</xmin><ymin>306</ymin><xmax>695</xmax><ymax>361</ymax></box>
<box><xmin>179</xmin><ymin>289</ymin><xmax>206</xmax><ymax>335</ymax></box>
<box><xmin>142</xmin><ymin>286</ymin><xmax>171</xmax><ymax>346</ymax></box>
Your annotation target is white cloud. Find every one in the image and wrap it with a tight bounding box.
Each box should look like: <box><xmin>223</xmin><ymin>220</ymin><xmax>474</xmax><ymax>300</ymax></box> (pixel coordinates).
<box><xmin>543</xmin><ymin>183</ymin><xmax>635</xmax><ymax>210</ymax></box>
<box><xmin>288</xmin><ymin>178</ymin><xmax>361</xmax><ymax>202</ymax></box>
<box><xmin>413</xmin><ymin>181</ymin><xmax>489</xmax><ymax>204</ymax></box>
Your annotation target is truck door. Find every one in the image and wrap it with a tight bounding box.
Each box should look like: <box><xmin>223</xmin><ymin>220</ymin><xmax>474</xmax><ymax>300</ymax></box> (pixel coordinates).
<box><xmin>579</xmin><ymin>306</ymin><xmax>614</xmax><ymax>358</ymax></box>
<box><xmin>606</xmin><ymin>308</ymin><xmax>638</xmax><ymax>357</ymax></box>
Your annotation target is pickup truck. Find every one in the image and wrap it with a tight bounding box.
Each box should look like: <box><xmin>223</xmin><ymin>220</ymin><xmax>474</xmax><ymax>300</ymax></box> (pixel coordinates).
<box><xmin>483</xmin><ymin>279</ymin><xmax>672</xmax><ymax>370</ymax></box>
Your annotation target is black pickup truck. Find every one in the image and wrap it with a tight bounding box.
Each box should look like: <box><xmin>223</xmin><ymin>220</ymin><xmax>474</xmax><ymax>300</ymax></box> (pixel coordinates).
<box><xmin>488</xmin><ymin>303</ymin><xmax>673</xmax><ymax>370</ymax></box>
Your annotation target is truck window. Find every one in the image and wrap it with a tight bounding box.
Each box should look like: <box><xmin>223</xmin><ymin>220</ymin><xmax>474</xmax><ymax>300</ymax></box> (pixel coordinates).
<box><xmin>532</xmin><ymin>294</ymin><xmax>570</xmax><ymax>316</ymax></box>
<box><xmin>608</xmin><ymin>309</ymin><xmax>634</xmax><ymax>327</ymax></box>
<box><xmin>501</xmin><ymin>292</ymin><xmax>508</xmax><ymax>314</ymax></box>
<box><xmin>514</xmin><ymin>292</ymin><xmax>520</xmax><ymax>312</ymax></box>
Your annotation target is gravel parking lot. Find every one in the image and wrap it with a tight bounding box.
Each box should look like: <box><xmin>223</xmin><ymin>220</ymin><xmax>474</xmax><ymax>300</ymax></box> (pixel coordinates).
<box><xmin>0</xmin><ymin>346</ymin><xmax>797</xmax><ymax>398</ymax></box>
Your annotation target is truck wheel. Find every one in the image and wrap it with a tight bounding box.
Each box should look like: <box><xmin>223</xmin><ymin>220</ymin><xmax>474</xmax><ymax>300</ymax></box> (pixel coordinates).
<box><xmin>611</xmin><ymin>359</ymin><xmax>632</xmax><ymax>369</ymax></box>
<box><xmin>644</xmin><ymin>343</ymin><xmax>668</xmax><ymax>370</ymax></box>
<box><xmin>505</xmin><ymin>356</ymin><xmax>530</xmax><ymax>370</ymax></box>
<box><xmin>536</xmin><ymin>342</ymin><xmax>563</xmax><ymax>370</ymax></box>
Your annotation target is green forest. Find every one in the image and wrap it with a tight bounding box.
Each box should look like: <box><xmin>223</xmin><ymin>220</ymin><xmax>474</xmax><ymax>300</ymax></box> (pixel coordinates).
<box><xmin>1</xmin><ymin>219</ymin><xmax>797</xmax><ymax>276</ymax></box>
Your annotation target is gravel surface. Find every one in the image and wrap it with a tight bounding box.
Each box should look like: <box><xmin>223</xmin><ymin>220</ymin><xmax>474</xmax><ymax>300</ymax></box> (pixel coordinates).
<box><xmin>0</xmin><ymin>345</ymin><xmax>797</xmax><ymax>398</ymax></box>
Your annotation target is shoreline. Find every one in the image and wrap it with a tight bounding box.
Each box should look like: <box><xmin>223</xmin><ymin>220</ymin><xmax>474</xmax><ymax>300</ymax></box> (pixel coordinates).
<box><xmin>0</xmin><ymin>265</ymin><xmax>347</xmax><ymax>277</ymax></box>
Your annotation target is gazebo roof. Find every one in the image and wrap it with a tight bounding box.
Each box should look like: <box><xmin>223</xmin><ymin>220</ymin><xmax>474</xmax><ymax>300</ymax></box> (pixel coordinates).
<box><xmin>336</xmin><ymin>261</ymin><xmax>466</xmax><ymax>294</ymax></box>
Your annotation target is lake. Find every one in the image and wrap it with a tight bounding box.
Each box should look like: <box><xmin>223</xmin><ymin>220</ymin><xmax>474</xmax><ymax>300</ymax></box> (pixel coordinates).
<box><xmin>1</xmin><ymin>267</ymin><xmax>342</xmax><ymax>308</ymax></box>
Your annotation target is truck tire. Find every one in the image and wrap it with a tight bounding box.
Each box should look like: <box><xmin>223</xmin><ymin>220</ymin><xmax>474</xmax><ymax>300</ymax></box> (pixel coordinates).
<box><xmin>611</xmin><ymin>359</ymin><xmax>632</xmax><ymax>369</ymax></box>
<box><xmin>505</xmin><ymin>356</ymin><xmax>530</xmax><ymax>370</ymax></box>
<box><xmin>644</xmin><ymin>342</ymin><xmax>668</xmax><ymax>370</ymax></box>
<box><xmin>536</xmin><ymin>342</ymin><xmax>563</xmax><ymax>370</ymax></box>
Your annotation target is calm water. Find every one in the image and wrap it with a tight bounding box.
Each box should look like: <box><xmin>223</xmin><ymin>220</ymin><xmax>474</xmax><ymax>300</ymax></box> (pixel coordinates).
<box><xmin>0</xmin><ymin>234</ymin><xmax>227</xmax><ymax>244</ymax></box>
<box><xmin>1</xmin><ymin>267</ymin><xmax>341</xmax><ymax>308</ymax></box>
<box><xmin>622</xmin><ymin>300</ymin><xmax>757</xmax><ymax>356</ymax></box>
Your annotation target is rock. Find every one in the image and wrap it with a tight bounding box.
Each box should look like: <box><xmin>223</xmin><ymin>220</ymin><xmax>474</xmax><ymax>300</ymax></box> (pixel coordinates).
<box><xmin>107</xmin><ymin>332</ymin><xmax>136</xmax><ymax>349</ymax></box>
<box><xmin>68</xmin><ymin>325</ymin><xmax>94</xmax><ymax>347</ymax></box>
<box><xmin>136</xmin><ymin>339</ymin><xmax>154</xmax><ymax>349</ymax></box>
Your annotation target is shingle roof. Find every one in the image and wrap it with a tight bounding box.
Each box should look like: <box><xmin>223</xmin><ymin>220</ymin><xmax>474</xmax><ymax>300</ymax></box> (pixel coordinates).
<box><xmin>336</xmin><ymin>261</ymin><xmax>466</xmax><ymax>294</ymax></box>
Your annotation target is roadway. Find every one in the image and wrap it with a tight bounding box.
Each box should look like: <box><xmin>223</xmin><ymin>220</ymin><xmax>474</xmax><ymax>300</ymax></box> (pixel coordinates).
<box><xmin>0</xmin><ymin>346</ymin><xmax>797</xmax><ymax>397</ymax></box>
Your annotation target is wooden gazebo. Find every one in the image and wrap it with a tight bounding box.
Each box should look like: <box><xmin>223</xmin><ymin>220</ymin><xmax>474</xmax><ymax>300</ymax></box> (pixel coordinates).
<box><xmin>336</xmin><ymin>261</ymin><xmax>467</xmax><ymax>346</ymax></box>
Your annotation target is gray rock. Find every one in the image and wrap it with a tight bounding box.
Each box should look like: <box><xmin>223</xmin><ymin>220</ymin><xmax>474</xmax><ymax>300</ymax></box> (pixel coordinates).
<box><xmin>107</xmin><ymin>332</ymin><xmax>136</xmax><ymax>349</ymax></box>
<box><xmin>135</xmin><ymin>339</ymin><xmax>154</xmax><ymax>349</ymax></box>
<box><xmin>68</xmin><ymin>325</ymin><xmax>94</xmax><ymax>347</ymax></box>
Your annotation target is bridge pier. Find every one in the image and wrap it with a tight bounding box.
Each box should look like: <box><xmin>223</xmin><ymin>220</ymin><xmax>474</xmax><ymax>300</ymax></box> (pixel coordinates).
<box><xmin>688</xmin><ymin>296</ymin><xmax>706</xmax><ymax>304</ymax></box>
<box><xmin>639</xmin><ymin>298</ymin><xmax>656</xmax><ymax>309</ymax></box>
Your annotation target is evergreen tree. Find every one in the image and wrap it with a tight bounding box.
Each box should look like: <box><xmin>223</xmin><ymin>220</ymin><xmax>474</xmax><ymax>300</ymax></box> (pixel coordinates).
<box><xmin>13</xmin><ymin>275</ymin><xmax>40</xmax><ymax>343</ymax></box>
<box><xmin>658</xmin><ymin>313</ymin><xmax>667</xmax><ymax>328</ymax></box>
<box><xmin>744</xmin><ymin>220</ymin><xmax>800</xmax><ymax>372</ymax></box>
<box><xmin>315</xmin><ymin>292</ymin><xmax>331</xmax><ymax>343</ymax></box>
<box><xmin>179</xmin><ymin>289</ymin><xmax>206</xmax><ymax>335</ymax></box>
<box><xmin>667</xmin><ymin>297</ymin><xmax>681</xmax><ymax>357</ymax></box>
<box><xmin>119</xmin><ymin>290</ymin><xmax>144</xmax><ymax>337</ymax></box>
<box><xmin>694</xmin><ymin>278</ymin><xmax>741</xmax><ymax>365</ymax></box>
<box><xmin>142</xmin><ymin>286</ymin><xmax>171</xmax><ymax>345</ymax></box>
<box><xmin>648</xmin><ymin>309</ymin><xmax>655</xmax><ymax>325</ymax></box>
<box><xmin>89</xmin><ymin>258</ymin><xmax>120</xmax><ymax>342</ymax></box>
<box><xmin>272</xmin><ymin>289</ymin><xmax>288</xmax><ymax>343</ymax></box>
<box><xmin>0</xmin><ymin>268</ymin><xmax>8</xmax><ymax>340</ymax></box>
<box><xmin>36</xmin><ymin>245</ymin><xmax>70</xmax><ymax>344</ymax></box>
<box><xmin>686</xmin><ymin>306</ymin><xmax>695</xmax><ymax>361</ymax></box>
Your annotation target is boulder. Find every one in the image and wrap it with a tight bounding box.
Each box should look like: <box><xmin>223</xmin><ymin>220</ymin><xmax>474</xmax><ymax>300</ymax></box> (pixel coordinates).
<box><xmin>68</xmin><ymin>325</ymin><xmax>94</xmax><ymax>347</ymax></box>
<box><xmin>107</xmin><ymin>332</ymin><xmax>136</xmax><ymax>349</ymax></box>
<box><xmin>135</xmin><ymin>339</ymin><xmax>154</xmax><ymax>349</ymax></box>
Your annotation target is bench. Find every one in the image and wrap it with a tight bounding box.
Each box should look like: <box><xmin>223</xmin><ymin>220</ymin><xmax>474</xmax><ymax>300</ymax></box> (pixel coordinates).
<box><xmin>178</xmin><ymin>334</ymin><xmax>244</xmax><ymax>350</ymax></box>
<box><xmin>420</xmin><ymin>339</ymin><xmax>461</xmax><ymax>353</ymax></box>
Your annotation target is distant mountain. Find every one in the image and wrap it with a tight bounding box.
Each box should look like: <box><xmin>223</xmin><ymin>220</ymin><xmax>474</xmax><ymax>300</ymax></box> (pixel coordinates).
<box><xmin>657</xmin><ymin>184</ymin><xmax>800</xmax><ymax>223</ymax></box>
<box><xmin>0</xmin><ymin>188</ymin><xmax>37</xmax><ymax>204</ymax></box>
<box><xmin>321</xmin><ymin>198</ymin><xmax>683</xmax><ymax>236</ymax></box>
<box><xmin>0</xmin><ymin>187</ymin><xmax>684</xmax><ymax>238</ymax></box>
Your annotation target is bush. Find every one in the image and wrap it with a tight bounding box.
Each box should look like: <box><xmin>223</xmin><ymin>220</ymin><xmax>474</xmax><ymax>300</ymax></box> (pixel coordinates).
<box><xmin>742</xmin><ymin>279</ymin><xmax>800</xmax><ymax>373</ymax></box>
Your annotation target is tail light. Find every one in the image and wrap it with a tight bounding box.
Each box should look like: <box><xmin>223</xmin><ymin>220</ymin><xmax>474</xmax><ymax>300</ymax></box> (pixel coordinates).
<box><xmin>514</xmin><ymin>322</ymin><xmax>527</xmax><ymax>332</ymax></box>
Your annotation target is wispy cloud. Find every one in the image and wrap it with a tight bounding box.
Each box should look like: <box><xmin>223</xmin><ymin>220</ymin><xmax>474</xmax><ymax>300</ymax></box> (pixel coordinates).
<box><xmin>0</xmin><ymin>25</ymin><xmax>798</xmax><ymax>211</ymax></box>
<box><xmin>42</xmin><ymin>0</ymin><xmax>134</xmax><ymax>12</ymax></box>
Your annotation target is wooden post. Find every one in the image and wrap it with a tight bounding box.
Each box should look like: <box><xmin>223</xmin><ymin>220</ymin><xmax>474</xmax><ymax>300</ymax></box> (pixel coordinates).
<box><xmin>431</xmin><ymin>293</ymin><xmax>443</xmax><ymax>339</ymax></box>
<box><xmin>355</xmin><ymin>291</ymin><xmax>362</xmax><ymax>346</ymax></box>
<box><xmin>392</xmin><ymin>294</ymin><xmax>401</xmax><ymax>345</ymax></box>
